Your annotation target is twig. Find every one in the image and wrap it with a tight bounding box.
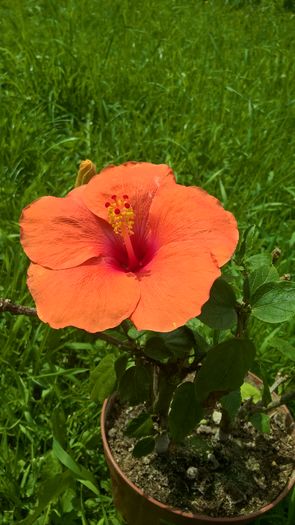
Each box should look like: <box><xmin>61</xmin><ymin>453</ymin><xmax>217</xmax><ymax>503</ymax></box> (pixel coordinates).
<box><xmin>264</xmin><ymin>390</ymin><xmax>295</xmax><ymax>413</ymax></box>
<box><xmin>95</xmin><ymin>331</ymin><xmax>134</xmax><ymax>350</ymax></box>
<box><xmin>0</xmin><ymin>298</ymin><xmax>37</xmax><ymax>317</ymax></box>
<box><xmin>269</xmin><ymin>374</ymin><xmax>289</xmax><ymax>394</ymax></box>
<box><xmin>0</xmin><ymin>298</ymin><xmax>141</xmax><ymax>352</ymax></box>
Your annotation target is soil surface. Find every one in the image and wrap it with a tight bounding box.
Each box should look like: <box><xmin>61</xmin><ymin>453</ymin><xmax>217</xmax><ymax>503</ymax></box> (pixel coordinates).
<box><xmin>107</xmin><ymin>401</ymin><xmax>295</xmax><ymax>517</ymax></box>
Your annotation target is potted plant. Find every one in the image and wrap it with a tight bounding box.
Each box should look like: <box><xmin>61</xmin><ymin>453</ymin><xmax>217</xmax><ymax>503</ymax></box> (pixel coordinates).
<box><xmin>4</xmin><ymin>160</ymin><xmax>295</xmax><ymax>524</ymax></box>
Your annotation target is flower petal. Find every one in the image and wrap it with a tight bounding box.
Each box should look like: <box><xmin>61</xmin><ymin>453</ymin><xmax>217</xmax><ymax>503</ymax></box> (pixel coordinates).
<box><xmin>83</xmin><ymin>162</ymin><xmax>175</xmax><ymax>233</ymax></box>
<box><xmin>149</xmin><ymin>184</ymin><xmax>239</xmax><ymax>266</ymax></box>
<box><xmin>20</xmin><ymin>189</ymin><xmax>113</xmax><ymax>270</ymax></box>
<box><xmin>28</xmin><ymin>259</ymin><xmax>140</xmax><ymax>332</ymax></box>
<box><xmin>131</xmin><ymin>241</ymin><xmax>221</xmax><ymax>332</ymax></box>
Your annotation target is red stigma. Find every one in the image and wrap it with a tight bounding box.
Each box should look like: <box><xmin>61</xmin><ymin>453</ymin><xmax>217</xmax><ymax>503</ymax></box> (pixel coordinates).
<box><xmin>123</xmin><ymin>194</ymin><xmax>129</xmax><ymax>200</ymax></box>
<box><xmin>124</xmin><ymin>203</ymin><xmax>130</xmax><ymax>209</ymax></box>
<box><xmin>114</xmin><ymin>208</ymin><xmax>121</xmax><ymax>215</ymax></box>
<box><xmin>111</xmin><ymin>195</ymin><xmax>117</xmax><ymax>200</ymax></box>
<box><xmin>105</xmin><ymin>202</ymin><xmax>110</xmax><ymax>208</ymax></box>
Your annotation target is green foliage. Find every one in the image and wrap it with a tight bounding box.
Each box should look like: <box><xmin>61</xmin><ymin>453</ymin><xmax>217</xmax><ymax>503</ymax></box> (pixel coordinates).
<box><xmin>185</xmin><ymin>435</ymin><xmax>211</xmax><ymax>455</ymax></box>
<box><xmin>20</xmin><ymin>471</ymin><xmax>74</xmax><ymax>525</ymax></box>
<box><xmin>125</xmin><ymin>413</ymin><xmax>154</xmax><ymax>439</ymax></box>
<box><xmin>168</xmin><ymin>382</ymin><xmax>203</xmax><ymax>442</ymax></box>
<box><xmin>249</xmin><ymin>413</ymin><xmax>271</xmax><ymax>434</ymax></box>
<box><xmin>144</xmin><ymin>327</ymin><xmax>195</xmax><ymax>362</ymax></box>
<box><xmin>240</xmin><ymin>382</ymin><xmax>262</xmax><ymax>403</ymax></box>
<box><xmin>268</xmin><ymin>338</ymin><xmax>295</xmax><ymax>362</ymax></box>
<box><xmin>248</xmin><ymin>265</ymin><xmax>279</xmax><ymax>296</ymax></box>
<box><xmin>114</xmin><ymin>353</ymin><xmax>129</xmax><ymax>381</ymax></box>
<box><xmin>198</xmin><ymin>277</ymin><xmax>237</xmax><ymax>330</ymax></box>
<box><xmin>251</xmin><ymin>282</ymin><xmax>295</xmax><ymax>323</ymax></box>
<box><xmin>220</xmin><ymin>390</ymin><xmax>242</xmax><ymax>421</ymax></box>
<box><xmin>90</xmin><ymin>354</ymin><xmax>117</xmax><ymax>403</ymax></box>
<box><xmin>118</xmin><ymin>365</ymin><xmax>152</xmax><ymax>405</ymax></box>
<box><xmin>246</xmin><ymin>254</ymin><xmax>273</xmax><ymax>272</ymax></box>
<box><xmin>287</xmin><ymin>486</ymin><xmax>295</xmax><ymax>525</ymax></box>
<box><xmin>132</xmin><ymin>437</ymin><xmax>155</xmax><ymax>458</ymax></box>
<box><xmin>143</xmin><ymin>337</ymin><xmax>174</xmax><ymax>362</ymax></box>
<box><xmin>52</xmin><ymin>439</ymin><xmax>100</xmax><ymax>496</ymax></box>
<box><xmin>195</xmin><ymin>339</ymin><xmax>256</xmax><ymax>401</ymax></box>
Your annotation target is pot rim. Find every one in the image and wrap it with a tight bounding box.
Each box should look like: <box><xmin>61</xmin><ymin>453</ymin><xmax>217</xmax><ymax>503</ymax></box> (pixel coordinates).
<box><xmin>101</xmin><ymin>372</ymin><xmax>295</xmax><ymax>523</ymax></box>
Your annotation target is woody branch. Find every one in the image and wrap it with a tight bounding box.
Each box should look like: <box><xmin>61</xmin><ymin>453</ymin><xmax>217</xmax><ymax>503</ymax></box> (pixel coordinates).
<box><xmin>0</xmin><ymin>298</ymin><xmax>136</xmax><ymax>350</ymax></box>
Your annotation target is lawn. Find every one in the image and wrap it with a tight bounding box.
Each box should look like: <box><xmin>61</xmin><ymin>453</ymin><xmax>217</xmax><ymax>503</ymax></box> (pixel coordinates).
<box><xmin>0</xmin><ymin>0</ymin><xmax>294</xmax><ymax>524</ymax></box>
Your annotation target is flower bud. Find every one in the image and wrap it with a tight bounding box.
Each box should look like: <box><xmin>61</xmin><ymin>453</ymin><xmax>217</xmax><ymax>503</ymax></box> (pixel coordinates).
<box><xmin>75</xmin><ymin>159</ymin><xmax>97</xmax><ymax>187</ymax></box>
<box><xmin>271</xmin><ymin>247</ymin><xmax>281</xmax><ymax>264</ymax></box>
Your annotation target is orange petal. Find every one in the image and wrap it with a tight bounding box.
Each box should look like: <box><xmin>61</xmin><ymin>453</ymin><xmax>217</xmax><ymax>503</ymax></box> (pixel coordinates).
<box><xmin>149</xmin><ymin>184</ymin><xmax>239</xmax><ymax>267</ymax></box>
<box><xmin>83</xmin><ymin>162</ymin><xmax>175</xmax><ymax>233</ymax></box>
<box><xmin>131</xmin><ymin>241</ymin><xmax>221</xmax><ymax>332</ymax></box>
<box><xmin>20</xmin><ymin>190</ymin><xmax>113</xmax><ymax>270</ymax></box>
<box><xmin>28</xmin><ymin>259</ymin><xmax>140</xmax><ymax>332</ymax></box>
<box><xmin>67</xmin><ymin>184</ymin><xmax>87</xmax><ymax>202</ymax></box>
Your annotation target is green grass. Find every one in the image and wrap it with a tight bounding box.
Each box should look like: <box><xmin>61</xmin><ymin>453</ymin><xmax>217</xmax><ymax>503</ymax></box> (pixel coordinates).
<box><xmin>0</xmin><ymin>0</ymin><xmax>294</xmax><ymax>523</ymax></box>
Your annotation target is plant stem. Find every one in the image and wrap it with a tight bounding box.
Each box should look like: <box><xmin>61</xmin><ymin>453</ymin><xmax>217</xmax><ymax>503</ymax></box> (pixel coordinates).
<box><xmin>262</xmin><ymin>390</ymin><xmax>295</xmax><ymax>413</ymax></box>
<box><xmin>219</xmin><ymin>407</ymin><xmax>233</xmax><ymax>435</ymax></box>
<box><xmin>235</xmin><ymin>302</ymin><xmax>250</xmax><ymax>338</ymax></box>
<box><xmin>0</xmin><ymin>298</ymin><xmax>140</xmax><ymax>353</ymax></box>
<box><xmin>94</xmin><ymin>331</ymin><xmax>134</xmax><ymax>350</ymax></box>
<box><xmin>121</xmin><ymin>319</ymin><xmax>133</xmax><ymax>336</ymax></box>
<box><xmin>270</xmin><ymin>374</ymin><xmax>289</xmax><ymax>393</ymax></box>
<box><xmin>0</xmin><ymin>298</ymin><xmax>37</xmax><ymax>317</ymax></box>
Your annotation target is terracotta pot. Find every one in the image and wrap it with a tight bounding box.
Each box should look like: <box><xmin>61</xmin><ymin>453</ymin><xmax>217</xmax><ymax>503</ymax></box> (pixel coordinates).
<box><xmin>101</xmin><ymin>373</ymin><xmax>295</xmax><ymax>525</ymax></box>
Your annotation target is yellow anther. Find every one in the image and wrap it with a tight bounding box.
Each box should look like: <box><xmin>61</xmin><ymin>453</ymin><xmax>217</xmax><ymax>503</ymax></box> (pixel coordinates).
<box><xmin>105</xmin><ymin>196</ymin><xmax>135</xmax><ymax>235</ymax></box>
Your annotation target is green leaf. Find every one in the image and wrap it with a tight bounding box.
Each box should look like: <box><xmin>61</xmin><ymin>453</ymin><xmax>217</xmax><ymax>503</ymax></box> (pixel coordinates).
<box><xmin>64</xmin><ymin>342</ymin><xmax>95</xmax><ymax>351</ymax></box>
<box><xmin>220</xmin><ymin>390</ymin><xmax>242</xmax><ymax>421</ymax></box>
<box><xmin>240</xmin><ymin>382</ymin><xmax>262</xmax><ymax>403</ymax></box>
<box><xmin>168</xmin><ymin>382</ymin><xmax>203</xmax><ymax>442</ymax></box>
<box><xmin>40</xmin><ymin>451</ymin><xmax>62</xmax><ymax>480</ymax></box>
<box><xmin>251</xmin><ymin>281</ymin><xmax>295</xmax><ymax>323</ymax></box>
<box><xmin>154</xmin><ymin>378</ymin><xmax>177</xmax><ymax>416</ymax></box>
<box><xmin>132</xmin><ymin>436</ymin><xmax>155</xmax><ymax>458</ymax></box>
<box><xmin>127</xmin><ymin>327</ymin><xmax>145</xmax><ymax>340</ymax></box>
<box><xmin>198</xmin><ymin>277</ymin><xmax>237</xmax><ymax>330</ymax></box>
<box><xmin>185</xmin><ymin>435</ymin><xmax>211</xmax><ymax>454</ymax></box>
<box><xmin>287</xmin><ymin>482</ymin><xmax>295</xmax><ymax>525</ymax></box>
<box><xmin>52</xmin><ymin>439</ymin><xmax>100</xmax><ymax>496</ymax></box>
<box><xmin>114</xmin><ymin>353</ymin><xmax>129</xmax><ymax>382</ymax></box>
<box><xmin>104</xmin><ymin>328</ymin><xmax>128</xmax><ymax>343</ymax></box>
<box><xmin>51</xmin><ymin>406</ymin><xmax>67</xmax><ymax>448</ymax></box>
<box><xmin>249</xmin><ymin>265</ymin><xmax>279</xmax><ymax>296</ymax></box>
<box><xmin>195</xmin><ymin>339</ymin><xmax>256</xmax><ymax>402</ymax></box>
<box><xmin>145</xmin><ymin>327</ymin><xmax>195</xmax><ymax>361</ymax></box>
<box><xmin>235</xmin><ymin>225</ymin><xmax>256</xmax><ymax>263</ymax></box>
<box><xmin>144</xmin><ymin>337</ymin><xmax>173</xmax><ymax>362</ymax></box>
<box><xmin>20</xmin><ymin>471</ymin><xmax>73</xmax><ymax>525</ymax></box>
<box><xmin>61</xmin><ymin>487</ymin><xmax>76</xmax><ymax>513</ymax></box>
<box><xmin>246</xmin><ymin>253</ymin><xmax>272</xmax><ymax>271</ymax></box>
<box><xmin>111</xmin><ymin>518</ymin><xmax>123</xmax><ymax>525</ymax></box>
<box><xmin>119</xmin><ymin>365</ymin><xmax>151</xmax><ymax>405</ymax></box>
<box><xmin>90</xmin><ymin>354</ymin><xmax>117</xmax><ymax>403</ymax></box>
<box><xmin>125</xmin><ymin>412</ymin><xmax>154</xmax><ymax>438</ymax></box>
<box><xmin>269</xmin><ymin>337</ymin><xmax>295</xmax><ymax>362</ymax></box>
<box><xmin>249</xmin><ymin>413</ymin><xmax>270</xmax><ymax>434</ymax></box>
<box><xmin>260</xmin><ymin>368</ymin><xmax>272</xmax><ymax>407</ymax></box>
<box><xmin>191</xmin><ymin>329</ymin><xmax>210</xmax><ymax>353</ymax></box>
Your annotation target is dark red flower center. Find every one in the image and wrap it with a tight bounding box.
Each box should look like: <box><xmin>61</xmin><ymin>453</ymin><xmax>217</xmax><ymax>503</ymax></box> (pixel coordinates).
<box><xmin>105</xmin><ymin>195</ymin><xmax>155</xmax><ymax>273</ymax></box>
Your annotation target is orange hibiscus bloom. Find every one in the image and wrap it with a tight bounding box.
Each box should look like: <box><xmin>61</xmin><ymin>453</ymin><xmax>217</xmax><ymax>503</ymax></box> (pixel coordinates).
<box><xmin>20</xmin><ymin>162</ymin><xmax>238</xmax><ymax>333</ymax></box>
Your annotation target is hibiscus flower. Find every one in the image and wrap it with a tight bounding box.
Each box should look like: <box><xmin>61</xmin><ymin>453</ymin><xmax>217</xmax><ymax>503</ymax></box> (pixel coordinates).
<box><xmin>20</xmin><ymin>162</ymin><xmax>238</xmax><ymax>333</ymax></box>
